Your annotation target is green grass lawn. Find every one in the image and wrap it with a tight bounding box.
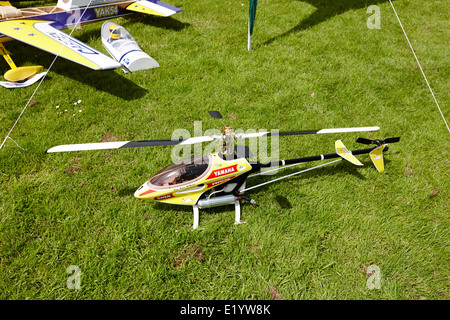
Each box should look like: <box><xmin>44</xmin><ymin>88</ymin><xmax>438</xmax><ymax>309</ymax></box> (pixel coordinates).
<box><xmin>0</xmin><ymin>0</ymin><xmax>448</xmax><ymax>300</ymax></box>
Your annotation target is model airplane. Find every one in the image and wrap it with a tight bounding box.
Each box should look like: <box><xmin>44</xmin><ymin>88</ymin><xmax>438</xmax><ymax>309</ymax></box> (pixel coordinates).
<box><xmin>0</xmin><ymin>0</ymin><xmax>181</xmax><ymax>82</ymax></box>
<box><xmin>47</xmin><ymin>111</ymin><xmax>400</xmax><ymax>229</ymax></box>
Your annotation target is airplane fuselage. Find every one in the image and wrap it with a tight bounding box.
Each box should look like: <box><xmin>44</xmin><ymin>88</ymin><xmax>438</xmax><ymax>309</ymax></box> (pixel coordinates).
<box><xmin>0</xmin><ymin>1</ymin><xmax>137</xmax><ymax>42</ymax></box>
<box><xmin>0</xmin><ymin>0</ymin><xmax>179</xmax><ymax>42</ymax></box>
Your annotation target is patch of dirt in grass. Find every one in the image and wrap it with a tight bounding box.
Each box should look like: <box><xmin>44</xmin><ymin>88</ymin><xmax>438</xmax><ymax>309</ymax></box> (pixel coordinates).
<box><xmin>173</xmin><ymin>244</ymin><xmax>205</xmax><ymax>270</ymax></box>
<box><xmin>270</xmin><ymin>286</ymin><xmax>282</xmax><ymax>300</ymax></box>
<box><xmin>101</xmin><ymin>132</ymin><xmax>119</xmax><ymax>142</ymax></box>
<box><xmin>64</xmin><ymin>158</ymin><xmax>82</xmax><ymax>174</ymax></box>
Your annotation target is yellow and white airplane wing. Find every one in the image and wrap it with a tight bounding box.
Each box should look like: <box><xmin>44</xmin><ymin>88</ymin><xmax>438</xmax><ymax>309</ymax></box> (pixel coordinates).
<box><xmin>125</xmin><ymin>0</ymin><xmax>181</xmax><ymax>17</ymax></box>
<box><xmin>0</xmin><ymin>19</ymin><xmax>121</xmax><ymax>70</ymax></box>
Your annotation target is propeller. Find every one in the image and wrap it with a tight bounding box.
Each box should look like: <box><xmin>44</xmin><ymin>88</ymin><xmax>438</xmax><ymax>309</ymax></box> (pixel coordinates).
<box><xmin>46</xmin><ymin>111</ymin><xmax>381</xmax><ymax>153</ymax></box>
<box><xmin>356</xmin><ymin>137</ymin><xmax>400</xmax><ymax>146</ymax></box>
<box><xmin>46</xmin><ymin>135</ymin><xmax>219</xmax><ymax>153</ymax></box>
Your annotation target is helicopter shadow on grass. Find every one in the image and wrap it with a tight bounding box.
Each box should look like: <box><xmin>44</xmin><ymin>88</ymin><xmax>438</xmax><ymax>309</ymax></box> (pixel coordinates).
<box><xmin>117</xmin><ymin>186</ymin><xmax>139</xmax><ymax>197</ymax></box>
<box><xmin>152</xmin><ymin>199</ymin><xmax>245</xmax><ymax>230</ymax></box>
<box><xmin>249</xmin><ymin>160</ymin><xmax>368</xmax><ymax>201</ymax></box>
<box><xmin>262</xmin><ymin>0</ymin><xmax>392</xmax><ymax>47</ymax></box>
<box><xmin>152</xmin><ymin>201</ymin><xmax>235</xmax><ymax>215</ymax></box>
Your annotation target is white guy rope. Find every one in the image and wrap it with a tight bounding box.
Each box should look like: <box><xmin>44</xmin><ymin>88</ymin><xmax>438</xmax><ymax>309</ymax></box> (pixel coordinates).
<box><xmin>0</xmin><ymin>1</ymin><xmax>95</xmax><ymax>150</ymax></box>
<box><xmin>389</xmin><ymin>0</ymin><xmax>449</xmax><ymax>133</ymax></box>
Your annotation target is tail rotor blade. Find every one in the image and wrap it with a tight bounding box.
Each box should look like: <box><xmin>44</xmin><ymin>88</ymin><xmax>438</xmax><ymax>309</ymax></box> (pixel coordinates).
<box><xmin>356</xmin><ymin>137</ymin><xmax>401</xmax><ymax>145</ymax></box>
<box><xmin>384</xmin><ymin>137</ymin><xmax>401</xmax><ymax>143</ymax></box>
<box><xmin>356</xmin><ymin>137</ymin><xmax>374</xmax><ymax>145</ymax></box>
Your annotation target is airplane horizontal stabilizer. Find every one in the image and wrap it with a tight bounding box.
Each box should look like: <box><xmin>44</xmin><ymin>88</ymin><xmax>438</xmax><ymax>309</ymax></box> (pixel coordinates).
<box><xmin>4</xmin><ymin>65</ymin><xmax>43</xmax><ymax>82</ymax></box>
<box><xmin>0</xmin><ymin>71</ymin><xmax>46</xmax><ymax>88</ymax></box>
<box><xmin>126</xmin><ymin>0</ymin><xmax>182</xmax><ymax>17</ymax></box>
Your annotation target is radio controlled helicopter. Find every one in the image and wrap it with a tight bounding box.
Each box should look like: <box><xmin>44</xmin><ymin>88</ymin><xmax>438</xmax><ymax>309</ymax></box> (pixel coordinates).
<box><xmin>47</xmin><ymin>111</ymin><xmax>400</xmax><ymax>229</ymax></box>
<box><xmin>0</xmin><ymin>0</ymin><xmax>181</xmax><ymax>82</ymax></box>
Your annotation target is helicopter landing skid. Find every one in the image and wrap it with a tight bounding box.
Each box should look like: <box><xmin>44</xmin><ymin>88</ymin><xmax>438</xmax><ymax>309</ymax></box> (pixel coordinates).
<box><xmin>192</xmin><ymin>200</ymin><xmax>245</xmax><ymax>230</ymax></box>
<box><xmin>233</xmin><ymin>200</ymin><xmax>246</xmax><ymax>226</ymax></box>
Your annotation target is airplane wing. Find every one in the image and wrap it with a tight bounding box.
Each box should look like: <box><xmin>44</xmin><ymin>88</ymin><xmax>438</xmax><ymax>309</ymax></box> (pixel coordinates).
<box><xmin>125</xmin><ymin>0</ymin><xmax>182</xmax><ymax>17</ymax></box>
<box><xmin>0</xmin><ymin>19</ymin><xmax>121</xmax><ymax>70</ymax></box>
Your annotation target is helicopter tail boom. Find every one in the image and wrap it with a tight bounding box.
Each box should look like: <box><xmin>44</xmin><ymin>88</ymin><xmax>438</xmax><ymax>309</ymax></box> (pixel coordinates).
<box><xmin>257</xmin><ymin>137</ymin><xmax>400</xmax><ymax>174</ymax></box>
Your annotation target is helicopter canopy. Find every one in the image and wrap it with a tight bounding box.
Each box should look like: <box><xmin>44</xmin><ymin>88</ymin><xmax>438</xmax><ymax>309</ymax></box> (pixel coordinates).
<box><xmin>148</xmin><ymin>154</ymin><xmax>213</xmax><ymax>188</ymax></box>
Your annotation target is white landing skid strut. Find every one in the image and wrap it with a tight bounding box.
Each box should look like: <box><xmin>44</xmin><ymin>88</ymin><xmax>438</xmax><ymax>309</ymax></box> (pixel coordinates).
<box><xmin>192</xmin><ymin>199</ymin><xmax>245</xmax><ymax>230</ymax></box>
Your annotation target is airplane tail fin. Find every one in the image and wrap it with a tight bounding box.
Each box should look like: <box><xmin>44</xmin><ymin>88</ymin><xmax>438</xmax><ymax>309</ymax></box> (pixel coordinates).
<box><xmin>335</xmin><ymin>140</ymin><xmax>363</xmax><ymax>166</ymax></box>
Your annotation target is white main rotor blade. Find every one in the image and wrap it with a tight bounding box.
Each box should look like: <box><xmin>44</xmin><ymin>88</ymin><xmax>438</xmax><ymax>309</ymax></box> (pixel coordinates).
<box><xmin>47</xmin><ymin>135</ymin><xmax>219</xmax><ymax>153</ymax></box>
<box><xmin>47</xmin><ymin>126</ymin><xmax>380</xmax><ymax>153</ymax></box>
<box><xmin>236</xmin><ymin>126</ymin><xmax>380</xmax><ymax>139</ymax></box>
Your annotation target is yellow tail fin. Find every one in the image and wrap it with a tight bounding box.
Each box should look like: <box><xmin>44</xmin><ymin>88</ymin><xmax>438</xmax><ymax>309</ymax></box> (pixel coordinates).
<box><xmin>335</xmin><ymin>140</ymin><xmax>363</xmax><ymax>166</ymax></box>
<box><xmin>369</xmin><ymin>145</ymin><xmax>386</xmax><ymax>172</ymax></box>
<box><xmin>334</xmin><ymin>140</ymin><xmax>363</xmax><ymax>166</ymax></box>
